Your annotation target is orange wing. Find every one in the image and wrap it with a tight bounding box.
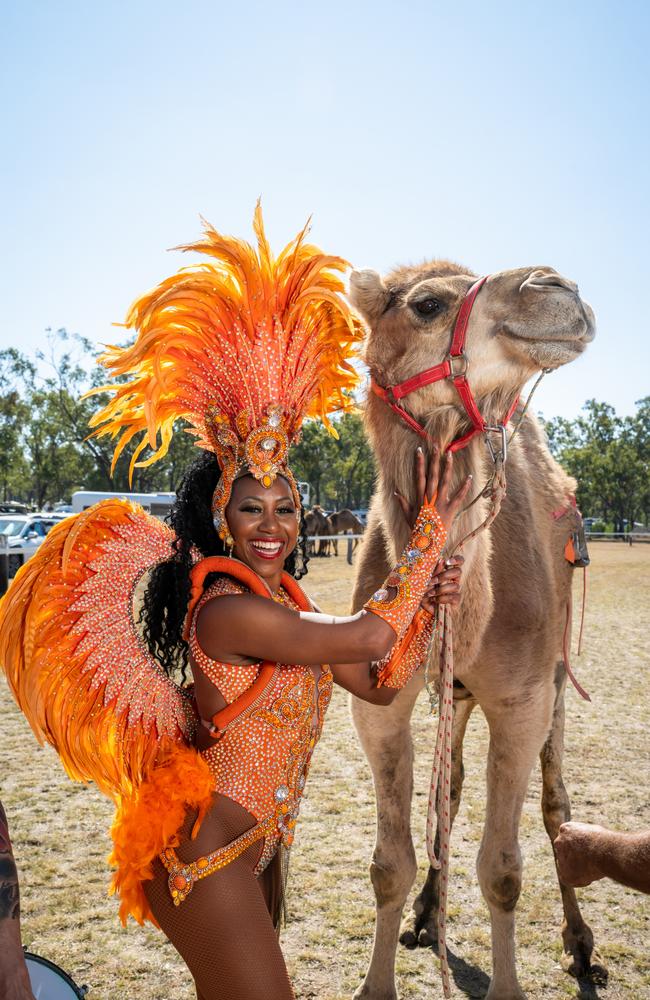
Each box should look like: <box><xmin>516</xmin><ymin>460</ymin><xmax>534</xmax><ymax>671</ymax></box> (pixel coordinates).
<box><xmin>0</xmin><ymin>500</ymin><xmax>197</xmax><ymax>801</ymax></box>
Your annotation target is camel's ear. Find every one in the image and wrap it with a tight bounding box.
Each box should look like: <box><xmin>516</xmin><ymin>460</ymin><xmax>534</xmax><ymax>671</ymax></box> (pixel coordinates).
<box><xmin>349</xmin><ymin>269</ymin><xmax>391</xmax><ymax>325</ymax></box>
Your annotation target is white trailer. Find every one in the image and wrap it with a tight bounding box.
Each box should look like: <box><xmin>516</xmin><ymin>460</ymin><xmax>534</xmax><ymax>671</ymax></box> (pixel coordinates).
<box><xmin>71</xmin><ymin>490</ymin><xmax>176</xmax><ymax>520</ymax></box>
<box><xmin>72</xmin><ymin>481</ymin><xmax>311</xmax><ymax>521</ymax></box>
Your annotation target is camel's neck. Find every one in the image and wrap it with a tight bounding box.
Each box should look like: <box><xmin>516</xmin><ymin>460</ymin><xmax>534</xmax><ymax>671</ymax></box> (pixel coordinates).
<box><xmin>369</xmin><ymin>394</ymin><xmax>491</xmax><ymax>562</ymax></box>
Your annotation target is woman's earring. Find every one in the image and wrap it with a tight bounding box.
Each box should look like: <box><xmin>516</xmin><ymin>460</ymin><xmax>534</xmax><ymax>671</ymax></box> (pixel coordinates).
<box><xmin>226</xmin><ymin>534</ymin><xmax>234</xmax><ymax>558</ymax></box>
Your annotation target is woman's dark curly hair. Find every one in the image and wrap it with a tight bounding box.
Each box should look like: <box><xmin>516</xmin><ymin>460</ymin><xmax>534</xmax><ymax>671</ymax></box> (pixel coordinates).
<box><xmin>140</xmin><ymin>451</ymin><xmax>310</xmax><ymax>681</ymax></box>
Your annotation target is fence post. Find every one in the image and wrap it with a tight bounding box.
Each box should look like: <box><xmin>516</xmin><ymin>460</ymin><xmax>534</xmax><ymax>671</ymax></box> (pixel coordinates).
<box><xmin>347</xmin><ymin>538</ymin><xmax>354</xmax><ymax>565</ymax></box>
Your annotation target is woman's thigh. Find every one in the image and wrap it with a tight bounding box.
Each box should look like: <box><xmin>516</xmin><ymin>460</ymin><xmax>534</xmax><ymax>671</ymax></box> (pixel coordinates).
<box><xmin>146</xmin><ymin>848</ymin><xmax>293</xmax><ymax>1000</ymax></box>
<box><xmin>144</xmin><ymin>795</ymin><xmax>292</xmax><ymax>1000</ymax></box>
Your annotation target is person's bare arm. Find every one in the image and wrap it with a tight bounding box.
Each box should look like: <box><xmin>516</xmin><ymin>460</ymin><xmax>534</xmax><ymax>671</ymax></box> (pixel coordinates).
<box><xmin>0</xmin><ymin>801</ymin><xmax>36</xmax><ymax>1000</ymax></box>
<box><xmin>197</xmin><ymin>593</ymin><xmax>396</xmax><ymax>668</ymax></box>
<box><xmin>197</xmin><ymin>559</ymin><xmax>463</xmax><ymax>706</ymax></box>
<box><xmin>554</xmin><ymin>822</ymin><xmax>650</xmax><ymax>894</ymax></box>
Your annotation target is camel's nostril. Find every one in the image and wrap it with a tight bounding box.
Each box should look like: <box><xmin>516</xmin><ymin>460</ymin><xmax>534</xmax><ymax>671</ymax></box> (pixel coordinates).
<box><xmin>522</xmin><ymin>269</ymin><xmax>579</xmax><ymax>295</ymax></box>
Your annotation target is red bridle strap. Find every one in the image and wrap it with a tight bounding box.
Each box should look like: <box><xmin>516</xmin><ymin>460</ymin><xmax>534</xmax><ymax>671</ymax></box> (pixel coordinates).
<box><xmin>370</xmin><ymin>275</ymin><xmax>519</xmax><ymax>453</ymax></box>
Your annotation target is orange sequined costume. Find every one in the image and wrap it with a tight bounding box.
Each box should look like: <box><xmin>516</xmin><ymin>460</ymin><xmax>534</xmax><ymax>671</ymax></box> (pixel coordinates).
<box><xmin>159</xmin><ymin>560</ymin><xmax>333</xmax><ymax>905</ymax></box>
<box><xmin>0</xmin><ymin>206</ymin><xmax>446</xmax><ymax>964</ymax></box>
<box><xmin>0</xmin><ymin>207</ymin><xmax>364</xmax><ymax>930</ymax></box>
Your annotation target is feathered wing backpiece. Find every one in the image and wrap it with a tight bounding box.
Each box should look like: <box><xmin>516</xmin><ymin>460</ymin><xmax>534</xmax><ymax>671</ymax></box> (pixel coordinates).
<box><xmin>86</xmin><ymin>203</ymin><xmax>363</xmax><ymax>541</ymax></box>
<box><xmin>0</xmin><ymin>500</ymin><xmax>197</xmax><ymax>801</ymax></box>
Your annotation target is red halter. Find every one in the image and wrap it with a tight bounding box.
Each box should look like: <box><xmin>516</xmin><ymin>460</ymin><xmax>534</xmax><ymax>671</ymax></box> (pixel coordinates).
<box><xmin>370</xmin><ymin>275</ymin><xmax>520</xmax><ymax>454</ymax></box>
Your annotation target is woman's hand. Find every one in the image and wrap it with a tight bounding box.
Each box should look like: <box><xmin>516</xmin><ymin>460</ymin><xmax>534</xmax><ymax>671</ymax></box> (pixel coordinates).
<box><xmin>395</xmin><ymin>445</ymin><xmax>472</xmax><ymax>533</ymax></box>
<box><xmin>421</xmin><ymin>556</ymin><xmax>464</xmax><ymax>613</ymax></box>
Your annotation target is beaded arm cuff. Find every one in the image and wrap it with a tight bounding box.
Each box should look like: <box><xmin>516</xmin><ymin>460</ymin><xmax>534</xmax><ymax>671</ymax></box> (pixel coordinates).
<box><xmin>375</xmin><ymin>608</ymin><xmax>437</xmax><ymax>689</ymax></box>
<box><xmin>365</xmin><ymin>501</ymin><xmax>446</xmax><ymax>688</ymax></box>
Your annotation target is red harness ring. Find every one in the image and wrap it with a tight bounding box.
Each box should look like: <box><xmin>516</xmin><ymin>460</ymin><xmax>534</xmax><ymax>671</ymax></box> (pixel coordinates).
<box><xmin>370</xmin><ymin>275</ymin><xmax>520</xmax><ymax>454</ymax></box>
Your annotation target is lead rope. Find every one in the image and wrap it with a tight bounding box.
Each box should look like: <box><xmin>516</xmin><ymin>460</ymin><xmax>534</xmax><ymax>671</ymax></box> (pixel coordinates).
<box><xmin>424</xmin><ymin>463</ymin><xmax>508</xmax><ymax>997</ymax></box>
<box><xmin>422</xmin><ymin>372</ymin><xmax>548</xmax><ymax>997</ymax></box>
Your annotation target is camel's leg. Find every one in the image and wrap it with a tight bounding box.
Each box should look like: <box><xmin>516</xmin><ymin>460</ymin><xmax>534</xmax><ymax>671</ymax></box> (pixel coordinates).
<box><xmin>539</xmin><ymin>662</ymin><xmax>608</xmax><ymax>984</ymax></box>
<box><xmin>478</xmin><ymin>689</ymin><xmax>555</xmax><ymax>1000</ymax></box>
<box><xmin>351</xmin><ymin>681</ymin><xmax>422</xmax><ymax>1000</ymax></box>
<box><xmin>399</xmin><ymin>694</ymin><xmax>476</xmax><ymax>949</ymax></box>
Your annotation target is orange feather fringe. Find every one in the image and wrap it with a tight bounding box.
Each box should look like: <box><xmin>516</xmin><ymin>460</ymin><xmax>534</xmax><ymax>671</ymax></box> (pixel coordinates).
<box><xmin>109</xmin><ymin>745</ymin><xmax>215</xmax><ymax>926</ymax></box>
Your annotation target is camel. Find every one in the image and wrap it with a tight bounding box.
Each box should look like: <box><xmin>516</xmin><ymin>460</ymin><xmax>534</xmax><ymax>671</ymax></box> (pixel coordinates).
<box><xmin>330</xmin><ymin>508</ymin><xmax>365</xmax><ymax>557</ymax></box>
<box><xmin>305</xmin><ymin>505</ymin><xmax>336</xmax><ymax>557</ymax></box>
<box><xmin>347</xmin><ymin>263</ymin><xmax>599</xmax><ymax>1000</ymax></box>
<box><xmin>330</xmin><ymin>508</ymin><xmax>365</xmax><ymax>535</ymax></box>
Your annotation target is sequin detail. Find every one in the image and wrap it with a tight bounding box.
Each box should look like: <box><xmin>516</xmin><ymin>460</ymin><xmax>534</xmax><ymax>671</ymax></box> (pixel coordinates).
<box><xmin>161</xmin><ymin>817</ymin><xmax>276</xmax><ymax>905</ymax></box>
<box><xmin>189</xmin><ymin>577</ymin><xmax>261</xmax><ymax>704</ymax></box>
<box><xmin>376</xmin><ymin>609</ymin><xmax>438</xmax><ymax>689</ymax></box>
<box><xmin>365</xmin><ymin>502</ymin><xmax>446</xmax><ymax>642</ymax></box>
<box><xmin>161</xmin><ymin>574</ymin><xmax>333</xmax><ymax>898</ymax></box>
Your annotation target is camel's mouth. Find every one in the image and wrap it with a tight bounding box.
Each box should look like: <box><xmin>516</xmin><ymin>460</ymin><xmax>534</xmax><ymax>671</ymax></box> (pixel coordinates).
<box><xmin>502</xmin><ymin>325</ymin><xmax>592</xmax><ymax>352</ymax></box>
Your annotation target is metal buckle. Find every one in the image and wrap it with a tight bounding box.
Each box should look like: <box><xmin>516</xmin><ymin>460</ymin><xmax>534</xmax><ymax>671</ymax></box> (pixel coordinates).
<box><xmin>484</xmin><ymin>424</ymin><xmax>508</xmax><ymax>465</ymax></box>
<box><xmin>447</xmin><ymin>352</ymin><xmax>468</xmax><ymax>379</ymax></box>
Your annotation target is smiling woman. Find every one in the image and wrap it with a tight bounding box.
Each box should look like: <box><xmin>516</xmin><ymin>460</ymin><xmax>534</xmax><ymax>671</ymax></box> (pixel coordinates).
<box><xmin>228</xmin><ymin>477</ymin><xmax>300</xmax><ymax>574</ymax></box>
<box><xmin>0</xmin><ymin>209</ymin><xmax>467</xmax><ymax>1000</ymax></box>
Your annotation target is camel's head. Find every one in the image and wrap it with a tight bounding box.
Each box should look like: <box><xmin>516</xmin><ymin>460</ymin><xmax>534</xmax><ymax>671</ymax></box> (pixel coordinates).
<box><xmin>350</xmin><ymin>262</ymin><xmax>595</xmax><ymax>422</ymax></box>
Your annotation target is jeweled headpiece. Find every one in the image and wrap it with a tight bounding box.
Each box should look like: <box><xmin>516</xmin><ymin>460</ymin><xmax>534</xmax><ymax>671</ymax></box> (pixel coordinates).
<box><xmin>88</xmin><ymin>205</ymin><xmax>363</xmax><ymax>543</ymax></box>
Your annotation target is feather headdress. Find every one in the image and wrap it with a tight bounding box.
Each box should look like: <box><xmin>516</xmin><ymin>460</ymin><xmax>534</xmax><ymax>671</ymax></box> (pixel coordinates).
<box><xmin>87</xmin><ymin>203</ymin><xmax>363</xmax><ymax>540</ymax></box>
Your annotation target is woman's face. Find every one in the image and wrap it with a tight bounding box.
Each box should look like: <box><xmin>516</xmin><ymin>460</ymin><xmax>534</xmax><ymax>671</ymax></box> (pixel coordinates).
<box><xmin>226</xmin><ymin>474</ymin><xmax>299</xmax><ymax>586</ymax></box>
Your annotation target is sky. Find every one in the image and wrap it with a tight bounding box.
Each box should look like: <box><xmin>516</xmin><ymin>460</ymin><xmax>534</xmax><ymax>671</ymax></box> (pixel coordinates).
<box><xmin>1</xmin><ymin>0</ymin><xmax>648</xmax><ymax>422</ymax></box>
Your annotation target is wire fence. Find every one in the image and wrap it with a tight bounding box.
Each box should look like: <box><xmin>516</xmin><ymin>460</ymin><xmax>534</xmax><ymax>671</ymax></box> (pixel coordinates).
<box><xmin>586</xmin><ymin>532</ymin><xmax>650</xmax><ymax>544</ymax></box>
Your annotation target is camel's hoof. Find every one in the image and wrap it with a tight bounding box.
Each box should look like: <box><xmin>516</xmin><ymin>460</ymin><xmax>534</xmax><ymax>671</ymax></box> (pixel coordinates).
<box><xmin>417</xmin><ymin>926</ymin><xmax>437</xmax><ymax>948</ymax></box>
<box><xmin>399</xmin><ymin>914</ymin><xmax>438</xmax><ymax>949</ymax></box>
<box><xmin>561</xmin><ymin>947</ymin><xmax>609</xmax><ymax>986</ymax></box>
<box><xmin>398</xmin><ymin>926</ymin><xmax>418</xmax><ymax>949</ymax></box>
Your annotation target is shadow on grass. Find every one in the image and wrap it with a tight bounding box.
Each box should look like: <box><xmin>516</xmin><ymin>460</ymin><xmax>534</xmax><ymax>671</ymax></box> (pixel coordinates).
<box><xmin>429</xmin><ymin>942</ymin><xmax>490</xmax><ymax>998</ymax></box>
<box><xmin>429</xmin><ymin>945</ymin><xmax>608</xmax><ymax>999</ymax></box>
<box><xmin>573</xmin><ymin>979</ymin><xmax>607</xmax><ymax>1000</ymax></box>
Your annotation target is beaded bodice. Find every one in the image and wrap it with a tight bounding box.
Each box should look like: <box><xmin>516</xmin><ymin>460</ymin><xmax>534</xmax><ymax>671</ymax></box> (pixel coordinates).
<box><xmin>189</xmin><ymin>572</ymin><xmax>333</xmax><ymax>870</ymax></box>
<box><xmin>189</xmin><ymin>577</ymin><xmax>262</xmax><ymax>703</ymax></box>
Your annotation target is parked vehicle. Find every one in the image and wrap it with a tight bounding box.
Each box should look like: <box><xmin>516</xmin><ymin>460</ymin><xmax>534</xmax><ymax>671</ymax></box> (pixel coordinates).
<box><xmin>0</xmin><ymin>501</ymin><xmax>30</xmax><ymax>514</ymax></box>
<box><xmin>0</xmin><ymin>513</ymin><xmax>69</xmax><ymax>577</ymax></box>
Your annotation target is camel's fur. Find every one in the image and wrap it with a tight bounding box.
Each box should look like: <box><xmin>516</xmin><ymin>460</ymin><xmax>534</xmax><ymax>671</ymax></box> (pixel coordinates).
<box><xmin>348</xmin><ymin>263</ymin><xmax>601</xmax><ymax>999</ymax></box>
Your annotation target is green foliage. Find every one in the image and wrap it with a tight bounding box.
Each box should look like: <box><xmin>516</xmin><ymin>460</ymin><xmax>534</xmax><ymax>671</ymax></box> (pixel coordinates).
<box><xmin>0</xmin><ymin>330</ymin><xmax>204</xmax><ymax>506</ymax></box>
<box><xmin>0</xmin><ymin>329</ymin><xmax>377</xmax><ymax>511</ymax></box>
<box><xmin>290</xmin><ymin>412</ymin><xmax>376</xmax><ymax>508</ymax></box>
<box><xmin>543</xmin><ymin>397</ymin><xmax>650</xmax><ymax>532</ymax></box>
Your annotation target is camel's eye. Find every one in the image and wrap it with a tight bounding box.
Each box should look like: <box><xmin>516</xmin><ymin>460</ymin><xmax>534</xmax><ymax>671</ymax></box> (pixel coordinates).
<box><xmin>412</xmin><ymin>297</ymin><xmax>441</xmax><ymax>317</ymax></box>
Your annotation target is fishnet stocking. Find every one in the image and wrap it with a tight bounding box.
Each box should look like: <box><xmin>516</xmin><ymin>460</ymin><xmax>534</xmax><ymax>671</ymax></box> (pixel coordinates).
<box><xmin>145</xmin><ymin>795</ymin><xmax>293</xmax><ymax>1000</ymax></box>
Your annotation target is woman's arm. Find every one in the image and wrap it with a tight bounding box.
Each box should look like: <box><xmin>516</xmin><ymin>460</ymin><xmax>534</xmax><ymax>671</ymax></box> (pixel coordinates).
<box><xmin>197</xmin><ymin>447</ymin><xmax>469</xmax><ymax>686</ymax></box>
<box><xmin>327</xmin><ymin>557</ymin><xmax>464</xmax><ymax>704</ymax></box>
<box><xmin>197</xmin><ymin>592</ymin><xmax>396</xmax><ymax>667</ymax></box>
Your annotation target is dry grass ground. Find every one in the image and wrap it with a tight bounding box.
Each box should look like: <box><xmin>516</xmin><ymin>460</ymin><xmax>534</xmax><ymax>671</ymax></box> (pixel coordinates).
<box><xmin>1</xmin><ymin>543</ymin><xmax>648</xmax><ymax>999</ymax></box>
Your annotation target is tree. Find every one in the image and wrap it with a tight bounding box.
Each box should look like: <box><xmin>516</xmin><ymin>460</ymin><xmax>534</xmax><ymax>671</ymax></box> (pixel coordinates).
<box><xmin>544</xmin><ymin>398</ymin><xmax>649</xmax><ymax>532</ymax></box>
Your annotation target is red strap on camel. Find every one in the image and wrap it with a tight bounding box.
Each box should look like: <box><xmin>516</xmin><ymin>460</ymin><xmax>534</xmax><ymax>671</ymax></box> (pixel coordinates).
<box><xmin>370</xmin><ymin>275</ymin><xmax>520</xmax><ymax>453</ymax></box>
